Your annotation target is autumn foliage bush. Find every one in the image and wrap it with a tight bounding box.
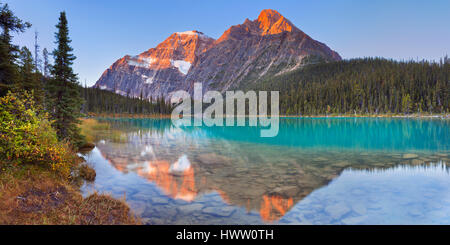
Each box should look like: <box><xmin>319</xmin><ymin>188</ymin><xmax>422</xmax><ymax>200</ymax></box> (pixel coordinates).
<box><xmin>0</xmin><ymin>91</ymin><xmax>76</xmax><ymax>177</ymax></box>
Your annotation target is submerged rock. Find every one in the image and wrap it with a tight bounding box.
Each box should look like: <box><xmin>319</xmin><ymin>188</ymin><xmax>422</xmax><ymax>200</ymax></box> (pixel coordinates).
<box><xmin>128</xmin><ymin>201</ymin><xmax>147</xmax><ymax>216</ymax></box>
<box><xmin>325</xmin><ymin>202</ymin><xmax>351</xmax><ymax>220</ymax></box>
<box><xmin>402</xmin><ymin>153</ymin><xmax>419</xmax><ymax>159</ymax></box>
<box><xmin>351</xmin><ymin>203</ymin><xmax>367</xmax><ymax>215</ymax></box>
<box><xmin>270</xmin><ymin>185</ymin><xmax>298</xmax><ymax>197</ymax></box>
<box><xmin>178</xmin><ymin>203</ymin><xmax>204</xmax><ymax>214</ymax></box>
<box><xmin>197</xmin><ymin>153</ymin><xmax>232</xmax><ymax>165</ymax></box>
<box><xmin>140</xmin><ymin>218</ymin><xmax>151</xmax><ymax>225</ymax></box>
<box><xmin>151</xmin><ymin>197</ymin><xmax>169</xmax><ymax>205</ymax></box>
<box><xmin>202</xmin><ymin>206</ymin><xmax>235</xmax><ymax>217</ymax></box>
<box><xmin>313</xmin><ymin>157</ymin><xmax>329</xmax><ymax>162</ymax></box>
<box><xmin>341</xmin><ymin>215</ymin><xmax>367</xmax><ymax>225</ymax></box>
<box><xmin>334</xmin><ymin>161</ymin><xmax>351</xmax><ymax>168</ymax></box>
<box><xmin>411</xmin><ymin>159</ymin><xmax>424</xmax><ymax>165</ymax></box>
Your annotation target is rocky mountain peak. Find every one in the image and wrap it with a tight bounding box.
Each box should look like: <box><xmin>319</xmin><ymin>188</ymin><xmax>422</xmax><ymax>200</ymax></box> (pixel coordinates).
<box><xmin>216</xmin><ymin>9</ymin><xmax>299</xmax><ymax>43</ymax></box>
<box><xmin>257</xmin><ymin>9</ymin><xmax>282</xmax><ymax>20</ymax></box>
<box><xmin>256</xmin><ymin>9</ymin><xmax>298</xmax><ymax>35</ymax></box>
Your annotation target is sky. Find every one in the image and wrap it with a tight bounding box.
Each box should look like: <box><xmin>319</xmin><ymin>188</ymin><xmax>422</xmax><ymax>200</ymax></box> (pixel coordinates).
<box><xmin>7</xmin><ymin>0</ymin><xmax>450</xmax><ymax>86</ymax></box>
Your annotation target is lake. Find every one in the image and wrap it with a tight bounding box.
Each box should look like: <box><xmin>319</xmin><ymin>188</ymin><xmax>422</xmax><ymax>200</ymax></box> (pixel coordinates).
<box><xmin>80</xmin><ymin>117</ymin><xmax>450</xmax><ymax>224</ymax></box>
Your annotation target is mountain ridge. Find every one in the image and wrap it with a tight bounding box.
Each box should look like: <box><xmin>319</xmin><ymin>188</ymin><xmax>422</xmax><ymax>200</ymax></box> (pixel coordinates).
<box><xmin>94</xmin><ymin>9</ymin><xmax>341</xmax><ymax>99</ymax></box>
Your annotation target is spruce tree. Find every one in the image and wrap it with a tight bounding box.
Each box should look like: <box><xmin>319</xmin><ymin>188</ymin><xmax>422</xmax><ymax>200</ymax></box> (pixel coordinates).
<box><xmin>17</xmin><ymin>46</ymin><xmax>43</xmax><ymax>104</ymax></box>
<box><xmin>17</xmin><ymin>46</ymin><xmax>34</xmax><ymax>90</ymax></box>
<box><xmin>47</xmin><ymin>11</ymin><xmax>84</xmax><ymax>145</ymax></box>
<box><xmin>0</xmin><ymin>3</ymin><xmax>30</xmax><ymax>96</ymax></box>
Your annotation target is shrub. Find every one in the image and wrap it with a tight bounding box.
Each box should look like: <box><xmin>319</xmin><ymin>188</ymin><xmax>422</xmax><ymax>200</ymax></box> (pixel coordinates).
<box><xmin>0</xmin><ymin>91</ymin><xmax>75</xmax><ymax>177</ymax></box>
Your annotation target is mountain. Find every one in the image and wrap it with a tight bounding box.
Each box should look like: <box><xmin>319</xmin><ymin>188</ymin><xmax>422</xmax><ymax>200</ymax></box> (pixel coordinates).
<box><xmin>94</xmin><ymin>30</ymin><xmax>215</xmax><ymax>98</ymax></box>
<box><xmin>94</xmin><ymin>9</ymin><xmax>341</xmax><ymax>100</ymax></box>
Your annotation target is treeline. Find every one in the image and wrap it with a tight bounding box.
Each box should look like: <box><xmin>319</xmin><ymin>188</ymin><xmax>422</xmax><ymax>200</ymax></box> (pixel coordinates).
<box><xmin>81</xmin><ymin>86</ymin><xmax>172</xmax><ymax>115</ymax></box>
<box><xmin>247</xmin><ymin>57</ymin><xmax>449</xmax><ymax>115</ymax></box>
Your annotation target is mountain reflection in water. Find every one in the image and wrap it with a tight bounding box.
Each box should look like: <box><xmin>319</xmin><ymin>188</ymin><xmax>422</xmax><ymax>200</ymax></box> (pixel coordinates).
<box><xmin>81</xmin><ymin>118</ymin><xmax>450</xmax><ymax>224</ymax></box>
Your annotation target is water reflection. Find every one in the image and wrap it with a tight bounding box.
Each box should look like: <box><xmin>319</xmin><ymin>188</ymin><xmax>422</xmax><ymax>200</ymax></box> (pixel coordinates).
<box><xmin>99</xmin><ymin>117</ymin><xmax>450</xmax><ymax>151</ymax></box>
<box><xmin>82</xmin><ymin>118</ymin><xmax>450</xmax><ymax>224</ymax></box>
<box><xmin>137</xmin><ymin>158</ymin><xmax>197</xmax><ymax>202</ymax></box>
<box><xmin>280</xmin><ymin>162</ymin><xmax>450</xmax><ymax>224</ymax></box>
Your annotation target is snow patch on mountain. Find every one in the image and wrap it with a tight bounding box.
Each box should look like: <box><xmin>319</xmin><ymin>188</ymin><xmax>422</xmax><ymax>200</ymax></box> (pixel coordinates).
<box><xmin>143</xmin><ymin>73</ymin><xmax>156</xmax><ymax>84</ymax></box>
<box><xmin>115</xmin><ymin>90</ymin><xmax>127</xmax><ymax>96</ymax></box>
<box><xmin>171</xmin><ymin>60</ymin><xmax>191</xmax><ymax>75</ymax></box>
<box><xmin>176</xmin><ymin>31</ymin><xmax>198</xmax><ymax>35</ymax></box>
<box><xmin>176</xmin><ymin>30</ymin><xmax>212</xmax><ymax>40</ymax></box>
<box><xmin>128</xmin><ymin>56</ymin><xmax>155</xmax><ymax>68</ymax></box>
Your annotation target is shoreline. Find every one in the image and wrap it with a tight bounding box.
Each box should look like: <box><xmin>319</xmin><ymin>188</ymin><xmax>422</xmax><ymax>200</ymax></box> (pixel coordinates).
<box><xmin>86</xmin><ymin>112</ymin><xmax>172</xmax><ymax>119</ymax></box>
<box><xmin>279</xmin><ymin>113</ymin><xmax>450</xmax><ymax>119</ymax></box>
<box><xmin>87</xmin><ymin>112</ymin><xmax>450</xmax><ymax>119</ymax></box>
<box><xmin>0</xmin><ymin>159</ymin><xmax>141</xmax><ymax>225</ymax></box>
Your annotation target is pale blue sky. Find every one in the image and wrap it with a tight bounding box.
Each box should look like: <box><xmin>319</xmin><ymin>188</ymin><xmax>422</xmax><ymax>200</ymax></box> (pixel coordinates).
<box><xmin>7</xmin><ymin>0</ymin><xmax>450</xmax><ymax>86</ymax></box>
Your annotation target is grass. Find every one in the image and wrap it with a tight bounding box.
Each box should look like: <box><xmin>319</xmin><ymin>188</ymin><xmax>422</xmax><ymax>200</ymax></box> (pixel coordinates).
<box><xmin>86</xmin><ymin>112</ymin><xmax>172</xmax><ymax>119</ymax></box>
<box><xmin>79</xmin><ymin>118</ymin><xmax>127</xmax><ymax>143</ymax></box>
<box><xmin>79</xmin><ymin>164</ymin><xmax>96</xmax><ymax>182</ymax></box>
<box><xmin>0</xmin><ymin>163</ymin><xmax>140</xmax><ymax>225</ymax></box>
<box><xmin>79</xmin><ymin>118</ymin><xmax>111</xmax><ymax>143</ymax></box>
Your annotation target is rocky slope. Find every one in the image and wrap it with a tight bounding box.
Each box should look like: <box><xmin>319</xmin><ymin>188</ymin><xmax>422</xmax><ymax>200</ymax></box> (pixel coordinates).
<box><xmin>94</xmin><ymin>30</ymin><xmax>215</xmax><ymax>98</ymax></box>
<box><xmin>94</xmin><ymin>9</ymin><xmax>341</xmax><ymax>99</ymax></box>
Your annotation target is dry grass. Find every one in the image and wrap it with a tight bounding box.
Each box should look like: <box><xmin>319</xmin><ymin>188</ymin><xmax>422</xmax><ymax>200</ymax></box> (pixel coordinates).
<box><xmin>0</xmin><ymin>163</ymin><xmax>140</xmax><ymax>225</ymax></box>
<box><xmin>86</xmin><ymin>112</ymin><xmax>172</xmax><ymax>119</ymax></box>
<box><xmin>79</xmin><ymin>118</ymin><xmax>110</xmax><ymax>143</ymax></box>
<box><xmin>79</xmin><ymin>118</ymin><xmax>127</xmax><ymax>143</ymax></box>
<box><xmin>79</xmin><ymin>164</ymin><xmax>96</xmax><ymax>182</ymax></box>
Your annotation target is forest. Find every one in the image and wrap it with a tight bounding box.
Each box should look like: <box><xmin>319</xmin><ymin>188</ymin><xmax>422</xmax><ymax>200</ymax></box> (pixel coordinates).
<box><xmin>83</xmin><ymin>57</ymin><xmax>450</xmax><ymax>117</ymax></box>
<box><xmin>81</xmin><ymin>86</ymin><xmax>172</xmax><ymax>115</ymax></box>
<box><xmin>245</xmin><ymin>57</ymin><xmax>449</xmax><ymax>115</ymax></box>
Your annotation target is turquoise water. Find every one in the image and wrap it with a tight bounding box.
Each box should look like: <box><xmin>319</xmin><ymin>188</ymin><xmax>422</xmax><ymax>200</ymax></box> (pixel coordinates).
<box><xmin>81</xmin><ymin>117</ymin><xmax>450</xmax><ymax>224</ymax></box>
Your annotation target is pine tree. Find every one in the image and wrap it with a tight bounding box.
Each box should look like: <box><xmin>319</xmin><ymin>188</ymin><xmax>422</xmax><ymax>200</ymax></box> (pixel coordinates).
<box><xmin>47</xmin><ymin>12</ymin><xmax>84</xmax><ymax>145</ymax></box>
<box><xmin>0</xmin><ymin>3</ymin><xmax>31</xmax><ymax>96</ymax></box>
<box><xmin>17</xmin><ymin>46</ymin><xmax>43</xmax><ymax>104</ymax></box>
<box><xmin>402</xmin><ymin>94</ymin><xmax>412</xmax><ymax>114</ymax></box>
<box><xmin>17</xmin><ymin>46</ymin><xmax>34</xmax><ymax>89</ymax></box>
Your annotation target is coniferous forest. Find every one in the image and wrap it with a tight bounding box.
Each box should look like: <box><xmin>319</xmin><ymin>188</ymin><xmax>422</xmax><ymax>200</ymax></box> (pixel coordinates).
<box><xmin>246</xmin><ymin>57</ymin><xmax>449</xmax><ymax>115</ymax></box>
<box><xmin>81</xmin><ymin>86</ymin><xmax>172</xmax><ymax>115</ymax></box>
<box><xmin>83</xmin><ymin>56</ymin><xmax>449</xmax><ymax>117</ymax></box>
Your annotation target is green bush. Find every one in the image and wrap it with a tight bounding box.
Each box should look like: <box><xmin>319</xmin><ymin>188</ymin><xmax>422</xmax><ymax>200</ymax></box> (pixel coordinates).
<box><xmin>0</xmin><ymin>91</ymin><xmax>75</xmax><ymax>177</ymax></box>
